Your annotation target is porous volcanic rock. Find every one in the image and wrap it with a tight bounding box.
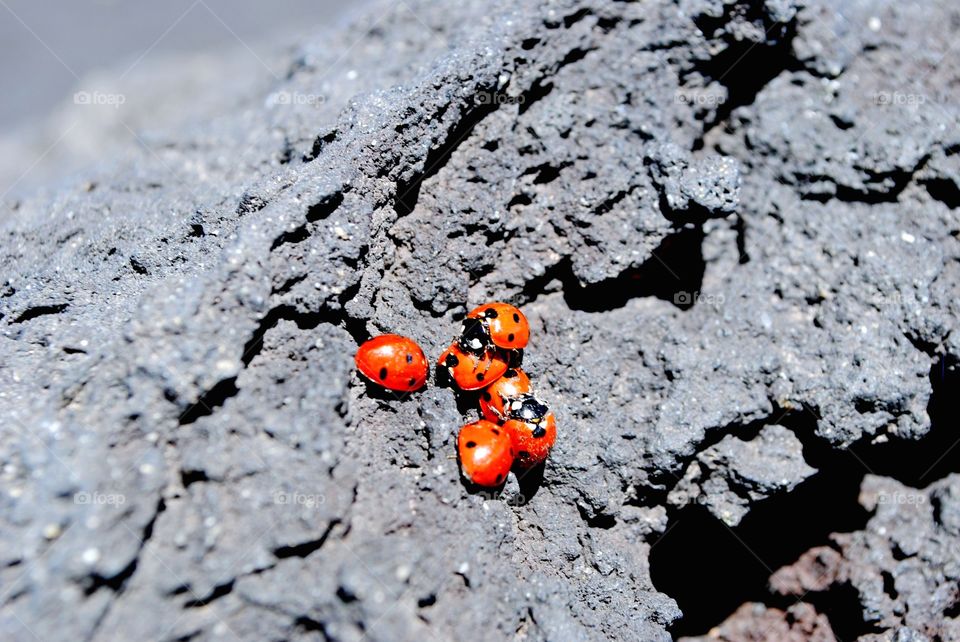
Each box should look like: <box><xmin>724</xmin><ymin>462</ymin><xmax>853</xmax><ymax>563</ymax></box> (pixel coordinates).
<box><xmin>1</xmin><ymin>0</ymin><xmax>958</xmax><ymax>640</ymax></box>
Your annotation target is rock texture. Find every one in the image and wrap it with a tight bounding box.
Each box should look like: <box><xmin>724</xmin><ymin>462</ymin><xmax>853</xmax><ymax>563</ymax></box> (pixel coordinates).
<box><xmin>668</xmin><ymin>424</ymin><xmax>817</xmax><ymax>525</ymax></box>
<box><xmin>1</xmin><ymin>0</ymin><xmax>958</xmax><ymax>640</ymax></box>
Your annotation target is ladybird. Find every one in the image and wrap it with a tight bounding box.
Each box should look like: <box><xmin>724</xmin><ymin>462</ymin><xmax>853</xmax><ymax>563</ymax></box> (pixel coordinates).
<box><xmin>457</xmin><ymin>420</ymin><xmax>515</xmax><ymax>487</ymax></box>
<box><xmin>462</xmin><ymin>302</ymin><xmax>530</xmax><ymax>351</ymax></box>
<box><xmin>355</xmin><ymin>334</ymin><xmax>428</xmax><ymax>392</ymax></box>
<box><xmin>438</xmin><ymin>343</ymin><xmax>508</xmax><ymax>391</ymax></box>
<box><xmin>479</xmin><ymin>368</ymin><xmax>531</xmax><ymax>422</ymax></box>
<box><xmin>502</xmin><ymin>393</ymin><xmax>556</xmax><ymax>467</ymax></box>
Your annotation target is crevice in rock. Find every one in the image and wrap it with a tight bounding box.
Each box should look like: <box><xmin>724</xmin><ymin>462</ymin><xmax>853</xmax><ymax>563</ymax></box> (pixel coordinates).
<box><xmin>661</xmin><ymin>408</ymin><xmax>784</xmax><ymax>497</ymax></box>
<box><xmin>269</xmin><ymin>191</ymin><xmax>345</xmax><ymax>251</ymax></box>
<box><xmin>129</xmin><ymin>257</ymin><xmax>149</xmax><ymax>275</ymax></box>
<box><xmin>798</xmin><ymin>157</ymin><xmax>931</xmax><ymax>205</ymax></box>
<box><xmin>293</xmin><ymin>615</ymin><xmax>335</xmax><ymax>641</ymax></box>
<box><xmin>394</xmin><ymin>99</ymin><xmax>499</xmax><ymax>218</ymax></box>
<box><xmin>797</xmin><ymin>582</ymin><xmax>885</xmax><ymax>640</ymax></box>
<box><xmin>945</xmin><ymin>596</ymin><xmax>960</xmax><ymax>619</ymax></box>
<box><xmin>303</xmin><ymin>129</ymin><xmax>338</xmax><ymax>162</ymax></box>
<box><xmin>561</xmin><ymin>7</ymin><xmax>591</xmax><ymax>29</ymax></box>
<box><xmin>272</xmin><ymin>520</ymin><xmax>340</xmax><ymax>560</ymax></box>
<box><xmin>691</xmin><ymin>9</ymin><xmax>800</xmax><ymax>148</ymax></box>
<box><xmin>178</xmin><ymin>377</ymin><xmax>239</xmax><ymax>425</ymax></box>
<box><xmin>180</xmin><ymin>468</ymin><xmax>210</xmax><ymax>488</ymax></box>
<box><xmin>517</xmin><ymin>79</ymin><xmax>554</xmax><ymax>116</ymax></box>
<box><xmin>922</xmin><ymin>177</ymin><xmax>960</xmax><ymax>209</ymax></box>
<box><xmin>84</xmin><ymin>497</ymin><xmax>167</xmax><ymax>641</ymax></box>
<box><xmin>176</xmin><ymin>302</ymin><xmax>357</xmax><ymax>426</ymax></box>
<box><xmin>522</xmin><ymin>225</ymin><xmax>705</xmax><ymax>311</ymax></box>
<box><xmin>576</xmin><ymin>503</ymin><xmax>616</xmax><ymax>529</ymax></box>
<box><xmin>650</xmin><ymin>450</ymin><xmax>868</xmax><ymax>636</ymax></box>
<box><xmin>271</xmin><ymin>273</ymin><xmax>308</xmax><ymax>296</ymax></box>
<box><xmin>651</xmin><ymin>352</ymin><xmax>959</xmax><ymax>636</ymax></box>
<box><xmin>183</xmin><ymin>580</ymin><xmax>235</xmax><ymax>608</ymax></box>
<box><xmin>10</xmin><ymin>303</ymin><xmax>69</xmax><ymax>324</ymax></box>
<box><xmin>240</xmin><ymin>305</ymin><xmax>326</xmax><ymax>367</ymax></box>
<box><xmin>841</xmin><ymin>353</ymin><xmax>960</xmax><ymax>486</ymax></box>
<box><xmin>734</xmin><ymin>214</ymin><xmax>749</xmax><ymax>263</ymax></box>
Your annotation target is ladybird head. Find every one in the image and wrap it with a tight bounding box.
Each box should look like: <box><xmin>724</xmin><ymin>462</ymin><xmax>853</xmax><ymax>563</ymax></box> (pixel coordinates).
<box><xmin>457</xmin><ymin>317</ymin><xmax>492</xmax><ymax>354</ymax></box>
<box><xmin>507</xmin><ymin>393</ymin><xmax>550</xmax><ymax>427</ymax></box>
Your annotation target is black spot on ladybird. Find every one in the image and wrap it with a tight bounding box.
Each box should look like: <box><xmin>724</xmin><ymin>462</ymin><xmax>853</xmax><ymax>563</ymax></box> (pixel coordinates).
<box><xmin>378</xmin><ymin>367</ymin><xmax>388</xmax><ymax>380</ymax></box>
<box><xmin>445</xmin><ymin>353</ymin><xmax>459</xmax><ymax>367</ymax></box>
<box><xmin>513</xmin><ymin>312</ymin><xmax>520</xmax><ymax>322</ymax></box>
<box><xmin>476</xmin><ymin>373</ymin><xmax>485</xmax><ymax>381</ymax></box>
<box><xmin>491</xmin><ymin>428</ymin><xmax>500</xmax><ymax>435</ymax></box>
<box><xmin>505</xmin><ymin>369</ymin><xmax>517</xmax><ymax>378</ymax></box>
<box><xmin>507</xmin><ymin>333</ymin><xmax>515</xmax><ymax>342</ymax></box>
<box><xmin>465</xmin><ymin>441</ymin><xmax>477</xmax><ymax>448</ymax></box>
<box><xmin>533</xmin><ymin>426</ymin><xmax>547</xmax><ymax>438</ymax></box>
<box><xmin>408</xmin><ymin>377</ymin><xmax>416</xmax><ymax>386</ymax></box>
<box><xmin>482</xmin><ymin>391</ymin><xmax>492</xmax><ymax>401</ymax></box>
<box><xmin>406</xmin><ymin>353</ymin><xmax>413</xmax><ymax>363</ymax></box>
<box><xmin>484</xmin><ymin>308</ymin><xmax>498</xmax><ymax>319</ymax></box>
<box><xmin>518</xmin><ymin>450</ymin><xmax>530</xmax><ymax>459</ymax></box>
<box><xmin>495</xmin><ymin>473</ymin><xmax>503</xmax><ymax>484</ymax></box>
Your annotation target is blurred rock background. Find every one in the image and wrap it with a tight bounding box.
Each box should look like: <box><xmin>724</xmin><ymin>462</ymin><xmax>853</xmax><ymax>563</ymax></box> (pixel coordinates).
<box><xmin>0</xmin><ymin>0</ymin><xmax>369</xmax><ymax>200</ymax></box>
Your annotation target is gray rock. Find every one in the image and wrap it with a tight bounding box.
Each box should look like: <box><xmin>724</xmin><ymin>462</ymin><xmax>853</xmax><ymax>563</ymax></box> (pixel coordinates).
<box><xmin>1</xmin><ymin>0</ymin><xmax>959</xmax><ymax>639</ymax></box>
<box><xmin>669</xmin><ymin>424</ymin><xmax>817</xmax><ymax>525</ymax></box>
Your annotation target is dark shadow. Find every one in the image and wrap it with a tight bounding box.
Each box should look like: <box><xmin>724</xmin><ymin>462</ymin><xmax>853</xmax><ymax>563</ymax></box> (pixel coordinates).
<box><xmin>433</xmin><ymin>366</ymin><xmax>481</xmax><ymax>417</ymax></box>
<box><xmin>358</xmin><ymin>376</ymin><xmax>425</xmax><ymax>405</ymax></box>
<box><xmin>514</xmin><ymin>461</ymin><xmax>545</xmax><ymax>502</ymax></box>
<box><xmin>649</xmin><ymin>360</ymin><xmax>960</xmax><ymax>639</ymax></box>
<box><xmin>923</xmin><ymin>178</ymin><xmax>960</xmax><ymax>209</ymax></box>
<box><xmin>843</xmin><ymin>353</ymin><xmax>960</xmax><ymax>486</ymax></box>
<box><xmin>523</xmin><ymin>225</ymin><xmax>706</xmax><ymax>312</ymax></box>
<box><xmin>395</xmin><ymin>97</ymin><xmax>499</xmax><ymax>217</ymax></box>
<box><xmin>650</xmin><ymin>428</ymin><xmax>870</xmax><ymax>637</ymax></box>
<box><xmin>459</xmin><ymin>474</ymin><xmax>507</xmax><ymax>496</ymax></box>
<box><xmin>178</xmin><ymin>377</ymin><xmax>239</xmax><ymax>425</ymax></box>
<box><xmin>690</xmin><ymin>5</ymin><xmax>799</xmax><ymax>143</ymax></box>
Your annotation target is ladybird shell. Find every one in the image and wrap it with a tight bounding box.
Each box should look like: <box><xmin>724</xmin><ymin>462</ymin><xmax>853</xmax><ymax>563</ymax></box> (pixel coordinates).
<box><xmin>438</xmin><ymin>343</ymin><xmax>508</xmax><ymax>391</ymax></box>
<box><xmin>457</xmin><ymin>420</ymin><xmax>514</xmax><ymax>487</ymax></box>
<box><xmin>466</xmin><ymin>302</ymin><xmax>529</xmax><ymax>350</ymax></box>
<box><xmin>504</xmin><ymin>412</ymin><xmax>556</xmax><ymax>467</ymax></box>
<box><xmin>479</xmin><ymin>368</ymin><xmax>532</xmax><ymax>422</ymax></box>
<box><xmin>355</xmin><ymin>334</ymin><xmax>428</xmax><ymax>392</ymax></box>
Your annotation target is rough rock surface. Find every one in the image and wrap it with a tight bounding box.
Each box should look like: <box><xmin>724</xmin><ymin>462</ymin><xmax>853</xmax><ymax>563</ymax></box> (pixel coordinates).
<box><xmin>769</xmin><ymin>475</ymin><xmax>960</xmax><ymax>642</ymax></box>
<box><xmin>1</xmin><ymin>0</ymin><xmax>958</xmax><ymax>640</ymax></box>
<box><xmin>668</xmin><ymin>424</ymin><xmax>817</xmax><ymax>525</ymax></box>
<box><xmin>681</xmin><ymin>602</ymin><xmax>837</xmax><ymax>642</ymax></box>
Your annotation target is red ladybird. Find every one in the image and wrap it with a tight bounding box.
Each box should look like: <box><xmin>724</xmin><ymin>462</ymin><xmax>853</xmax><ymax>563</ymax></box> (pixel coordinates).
<box><xmin>438</xmin><ymin>343</ymin><xmax>508</xmax><ymax>391</ymax></box>
<box><xmin>457</xmin><ymin>420</ymin><xmax>515</xmax><ymax>487</ymax></box>
<box><xmin>462</xmin><ymin>302</ymin><xmax>530</xmax><ymax>351</ymax></box>
<box><xmin>355</xmin><ymin>334</ymin><xmax>428</xmax><ymax>392</ymax></box>
<box><xmin>502</xmin><ymin>393</ymin><xmax>556</xmax><ymax>467</ymax></box>
<box><xmin>479</xmin><ymin>368</ymin><xmax>531</xmax><ymax>422</ymax></box>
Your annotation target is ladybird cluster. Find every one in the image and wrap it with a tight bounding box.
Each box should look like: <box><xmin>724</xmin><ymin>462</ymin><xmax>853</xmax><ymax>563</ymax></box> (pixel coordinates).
<box><xmin>353</xmin><ymin>302</ymin><xmax>557</xmax><ymax>489</ymax></box>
